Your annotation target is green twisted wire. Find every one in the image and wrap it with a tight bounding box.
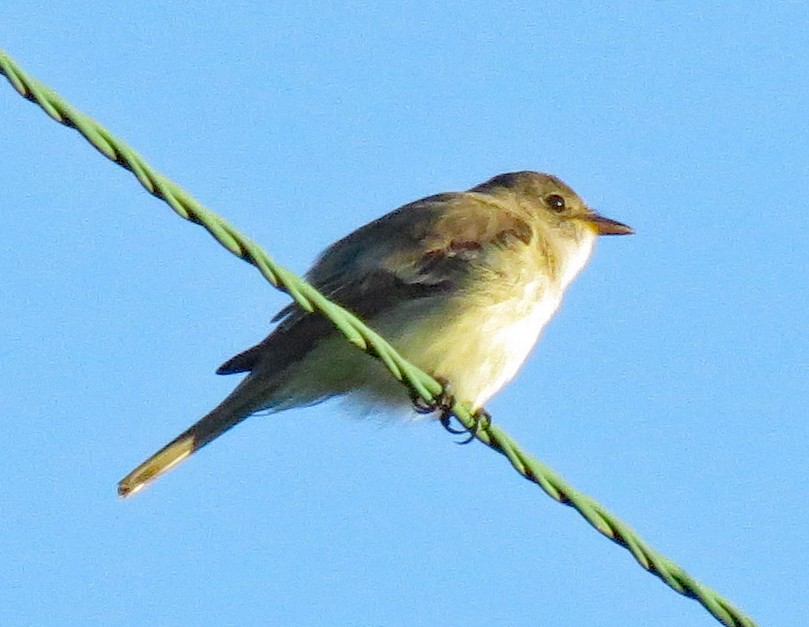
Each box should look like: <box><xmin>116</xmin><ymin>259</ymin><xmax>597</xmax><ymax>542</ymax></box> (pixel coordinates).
<box><xmin>0</xmin><ymin>48</ymin><xmax>755</xmax><ymax>627</ymax></box>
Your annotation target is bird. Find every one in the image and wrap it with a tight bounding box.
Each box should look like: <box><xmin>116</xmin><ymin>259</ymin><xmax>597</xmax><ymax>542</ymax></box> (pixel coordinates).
<box><xmin>118</xmin><ymin>171</ymin><xmax>633</xmax><ymax>497</ymax></box>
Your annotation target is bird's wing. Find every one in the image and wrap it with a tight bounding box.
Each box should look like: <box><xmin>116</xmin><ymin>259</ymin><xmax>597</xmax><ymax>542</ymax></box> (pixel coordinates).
<box><xmin>216</xmin><ymin>192</ymin><xmax>533</xmax><ymax>375</ymax></box>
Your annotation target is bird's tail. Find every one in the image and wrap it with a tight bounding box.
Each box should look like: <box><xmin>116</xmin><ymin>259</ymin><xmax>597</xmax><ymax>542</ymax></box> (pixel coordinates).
<box><xmin>117</xmin><ymin>374</ymin><xmax>272</xmax><ymax>498</ymax></box>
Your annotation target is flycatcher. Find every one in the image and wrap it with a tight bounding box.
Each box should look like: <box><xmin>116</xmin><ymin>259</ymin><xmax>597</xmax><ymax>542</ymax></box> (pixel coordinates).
<box><xmin>119</xmin><ymin>171</ymin><xmax>632</xmax><ymax>496</ymax></box>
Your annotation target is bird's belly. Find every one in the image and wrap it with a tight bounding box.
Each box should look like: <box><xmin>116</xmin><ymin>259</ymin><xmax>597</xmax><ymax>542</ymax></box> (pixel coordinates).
<box><xmin>388</xmin><ymin>283</ymin><xmax>561</xmax><ymax>409</ymax></box>
<box><xmin>271</xmin><ymin>282</ymin><xmax>561</xmax><ymax>417</ymax></box>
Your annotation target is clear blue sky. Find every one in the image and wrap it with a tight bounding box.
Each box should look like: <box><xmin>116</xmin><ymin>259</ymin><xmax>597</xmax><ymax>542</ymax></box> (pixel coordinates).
<box><xmin>1</xmin><ymin>3</ymin><xmax>807</xmax><ymax>625</ymax></box>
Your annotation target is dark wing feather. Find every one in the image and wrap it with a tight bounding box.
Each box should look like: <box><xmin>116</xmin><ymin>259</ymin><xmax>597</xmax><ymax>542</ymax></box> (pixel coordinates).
<box><xmin>214</xmin><ymin>270</ymin><xmax>448</xmax><ymax>375</ymax></box>
<box><xmin>216</xmin><ymin>192</ymin><xmax>532</xmax><ymax>375</ymax></box>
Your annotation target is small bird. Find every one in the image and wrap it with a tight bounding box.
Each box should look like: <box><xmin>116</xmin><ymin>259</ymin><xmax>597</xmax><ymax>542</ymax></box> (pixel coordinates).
<box><xmin>118</xmin><ymin>171</ymin><xmax>632</xmax><ymax>496</ymax></box>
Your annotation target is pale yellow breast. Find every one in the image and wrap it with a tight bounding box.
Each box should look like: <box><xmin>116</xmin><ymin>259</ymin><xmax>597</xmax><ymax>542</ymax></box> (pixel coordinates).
<box><xmin>385</xmin><ymin>280</ymin><xmax>560</xmax><ymax>409</ymax></box>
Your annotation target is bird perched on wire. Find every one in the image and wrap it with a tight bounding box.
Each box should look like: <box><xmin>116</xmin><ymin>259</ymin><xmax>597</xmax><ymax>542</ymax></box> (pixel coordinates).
<box><xmin>118</xmin><ymin>171</ymin><xmax>633</xmax><ymax>496</ymax></box>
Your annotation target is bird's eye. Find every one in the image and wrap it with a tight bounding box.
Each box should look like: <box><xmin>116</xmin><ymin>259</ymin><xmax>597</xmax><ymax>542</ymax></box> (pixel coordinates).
<box><xmin>546</xmin><ymin>194</ymin><xmax>566</xmax><ymax>212</ymax></box>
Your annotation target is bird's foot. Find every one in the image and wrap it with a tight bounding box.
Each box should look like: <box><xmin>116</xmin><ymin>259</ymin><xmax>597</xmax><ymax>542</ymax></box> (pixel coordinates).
<box><xmin>411</xmin><ymin>380</ymin><xmax>491</xmax><ymax>444</ymax></box>
<box><xmin>443</xmin><ymin>408</ymin><xmax>491</xmax><ymax>445</ymax></box>
<box><xmin>412</xmin><ymin>378</ymin><xmax>455</xmax><ymax>416</ymax></box>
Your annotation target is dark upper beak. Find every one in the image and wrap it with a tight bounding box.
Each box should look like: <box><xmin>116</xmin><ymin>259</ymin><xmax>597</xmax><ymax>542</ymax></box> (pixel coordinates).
<box><xmin>586</xmin><ymin>212</ymin><xmax>634</xmax><ymax>236</ymax></box>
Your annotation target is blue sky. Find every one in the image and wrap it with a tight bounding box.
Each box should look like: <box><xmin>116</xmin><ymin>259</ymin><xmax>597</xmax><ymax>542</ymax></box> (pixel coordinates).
<box><xmin>1</xmin><ymin>2</ymin><xmax>807</xmax><ymax>625</ymax></box>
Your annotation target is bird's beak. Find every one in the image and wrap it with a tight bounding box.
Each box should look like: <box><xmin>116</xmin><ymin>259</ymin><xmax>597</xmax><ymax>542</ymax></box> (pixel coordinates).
<box><xmin>585</xmin><ymin>212</ymin><xmax>634</xmax><ymax>236</ymax></box>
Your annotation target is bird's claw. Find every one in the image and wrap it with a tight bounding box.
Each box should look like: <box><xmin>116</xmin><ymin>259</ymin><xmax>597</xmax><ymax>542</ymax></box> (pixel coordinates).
<box><xmin>439</xmin><ymin>413</ymin><xmax>469</xmax><ymax>435</ymax></box>
<box><xmin>411</xmin><ymin>378</ymin><xmax>455</xmax><ymax>415</ymax></box>
<box><xmin>445</xmin><ymin>408</ymin><xmax>491</xmax><ymax>445</ymax></box>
